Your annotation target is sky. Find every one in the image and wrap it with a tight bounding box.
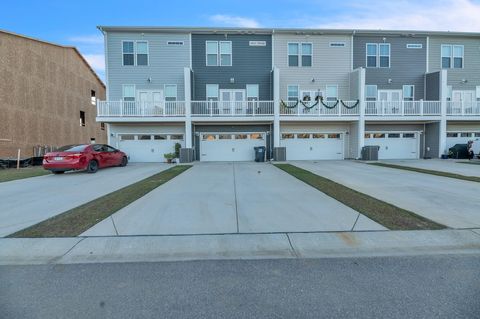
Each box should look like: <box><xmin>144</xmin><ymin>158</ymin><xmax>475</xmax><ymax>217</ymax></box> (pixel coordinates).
<box><xmin>2</xmin><ymin>0</ymin><xmax>480</xmax><ymax>81</ymax></box>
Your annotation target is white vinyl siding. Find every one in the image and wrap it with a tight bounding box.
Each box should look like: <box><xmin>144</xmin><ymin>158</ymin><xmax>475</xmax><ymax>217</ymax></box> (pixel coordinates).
<box><xmin>441</xmin><ymin>44</ymin><xmax>464</xmax><ymax>69</ymax></box>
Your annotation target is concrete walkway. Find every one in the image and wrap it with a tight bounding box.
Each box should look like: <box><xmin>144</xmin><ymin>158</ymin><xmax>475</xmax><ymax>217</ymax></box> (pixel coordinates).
<box><xmin>82</xmin><ymin>162</ymin><xmax>385</xmax><ymax>236</ymax></box>
<box><xmin>381</xmin><ymin>159</ymin><xmax>480</xmax><ymax>177</ymax></box>
<box><xmin>294</xmin><ymin>161</ymin><xmax>480</xmax><ymax>229</ymax></box>
<box><xmin>0</xmin><ymin>164</ymin><xmax>168</xmax><ymax>237</ymax></box>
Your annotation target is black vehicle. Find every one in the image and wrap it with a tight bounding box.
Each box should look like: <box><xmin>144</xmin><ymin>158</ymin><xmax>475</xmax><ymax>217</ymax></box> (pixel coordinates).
<box><xmin>448</xmin><ymin>144</ymin><xmax>469</xmax><ymax>159</ymax></box>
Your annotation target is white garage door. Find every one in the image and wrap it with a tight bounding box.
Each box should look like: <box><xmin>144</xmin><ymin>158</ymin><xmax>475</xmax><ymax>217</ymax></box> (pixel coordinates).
<box><xmin>200</xmin><ymin>133</ymin><xmax>266</xmax><ymax>162</ymax></box>
<box><xmin>365</xmin><ymin>132</ymin><xmax>419</xmax><ymax>159</ymax></box>
<box><xmin>118</xmin><ymin>134</ymin><xmax>184</xmax><ymax>162</ymax></box>
<box><xmin>447</xmin><ymin>132</ymin><xmax>480</xmax><ymax>153</ymax></box>
<box><xmin>282</xmin><ymin>133</ymin><xmax>344</xmax><ymax>160</ymax></box>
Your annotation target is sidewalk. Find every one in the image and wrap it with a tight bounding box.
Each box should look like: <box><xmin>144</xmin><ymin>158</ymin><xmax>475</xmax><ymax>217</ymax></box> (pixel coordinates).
<box><xmin>1</xmin><ymin>229</ymin><xmax>479</xmax><ymax>265</ymax></box>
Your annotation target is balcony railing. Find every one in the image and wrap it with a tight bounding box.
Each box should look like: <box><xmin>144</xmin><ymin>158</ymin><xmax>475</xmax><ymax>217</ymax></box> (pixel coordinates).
<box><xmin>447</xmin><ymin>101</ymin><xmax>480</xmax><ymax>116</ymax></box>
<box><xmin>97</xmin><ymin>101</ymin><xmax>186</xmax><ymax>117</ymax></box>
<box><xmin>365</xmin><ymin>101</ymin><xmax>441</xmax><ymax>116</ymax></box>
<box><xmin>280</xmin><ymin>100</ymin><xmax>360</xmax><ymax>116</ymax></box>
<box><xmin>191</xmin><ymin>100</ymin><xmax>274</xmax><ymax>117</ymax></box>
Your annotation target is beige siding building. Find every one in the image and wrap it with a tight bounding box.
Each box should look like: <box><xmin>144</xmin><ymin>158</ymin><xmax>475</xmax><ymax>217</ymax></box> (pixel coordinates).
<box><xmin>0</xmin><ymin>30</ymin><xmax>106</xmax><ymax>158</ymax></box>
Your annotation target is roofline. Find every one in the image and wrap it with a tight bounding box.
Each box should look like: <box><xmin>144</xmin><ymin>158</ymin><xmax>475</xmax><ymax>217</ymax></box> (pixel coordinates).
<box><xmin>1</xmin><ymin>29</ymin><xmax>105</xmax><ymax>88</ymax></box>
<box><xmin>97</xmin><ymin>26</ymin><xmax>480</xmax><ymax>37</ymax></box>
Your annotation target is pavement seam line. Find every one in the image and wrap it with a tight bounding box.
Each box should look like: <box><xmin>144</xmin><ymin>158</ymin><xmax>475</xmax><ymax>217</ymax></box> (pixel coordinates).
<box><xmin>233</xmin><ymin>162</ymin><xmax>240</xmax><ymax>233</ymax></box>
<box><xmin>111</xmin><ymin>216</ymin><xmax>119</xmax><ymax>236</ymax></box>
<box><xmin>470</xmin><ymin>229</ymin><xmax>480</xmax><ymax>238</ymax></box>
<box><xmin>48</xmin><ymin>237</ymin><xmax>85</xmax><ymax>264</ymax></box>
<box><xmin>350</xmin><ymin>213</ymin><xmax>361</xmax><ymax>231</ymax></box>
<box><xmin>286</xmin><ymin>233</ymin><xmax>299</xmax><ymax>258</ymax></box>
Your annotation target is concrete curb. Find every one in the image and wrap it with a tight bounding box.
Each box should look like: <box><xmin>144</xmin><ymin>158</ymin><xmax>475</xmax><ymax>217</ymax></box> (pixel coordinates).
<box><xmin>0</xmin><ymin>229</ymin><xmax>479</xmax><ymax>265</ymax></box>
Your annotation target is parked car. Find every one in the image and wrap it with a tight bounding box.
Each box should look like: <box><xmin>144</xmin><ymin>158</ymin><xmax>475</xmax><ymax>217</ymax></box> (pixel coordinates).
<box><xmin>448</xmin><ymin>144</ymin><xmax>469</xmax><ymax>159</ymax></box>
<box><xmin>43</xmin><ymin>144</ymin><xmax>128</xmax><ymax>174</ymax></box>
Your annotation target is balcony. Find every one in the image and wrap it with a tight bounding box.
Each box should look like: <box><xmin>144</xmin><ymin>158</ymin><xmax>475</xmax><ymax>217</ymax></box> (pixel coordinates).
<box><xmin>447</xmin><ymin>101</ymin><xmax>480</xmax><ymax>116</ymax></box>
<box><xmin>280</xmin><ymin>100</ymin><xmax>360</xmax><ymax>117</ymax></box>
<box><xmin>97</xmin><ymin>101</ymin><xmax>186</xmax><ymax>117</ymax></box>
<box><xmin>191</xmin><ymin>101</ymin><xmax>274</xmax><ymax>117</ymax></box>
<box><xmin>365</xmin><ymin>101</ymin><xmax>441</xmax><ymax>116</ymax></box>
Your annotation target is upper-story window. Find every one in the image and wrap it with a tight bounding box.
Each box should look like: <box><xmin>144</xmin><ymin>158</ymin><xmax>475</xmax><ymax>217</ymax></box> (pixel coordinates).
<box><xmin>441</xmin><ymin>44</ymin><xmax>463</xmax><ymax>69</ymax></box>
<box><xmin>164</xmin><ymin>85</ymin><xmax>177</xmax><ymax>101</ymax></box>
<box><xmin>325</xmin><ymin>85</ymin><xmax>338</xmax><ymax>101</ymax></box>
<box><xmin>403</xmin><ymin>85</ymin><xmax>414</xmax><ymax>101</ymax></box>
<box><xmin>365</xmin><ymin>85</ymin><xmax>377</xmax><ymax>101</ymax></box>
<box><xmin>287</xmin><ymin>85</ymin><xmax>299</xmax><ymax>101</ymax></box>
<box><xmin>123</xmin><ymin>85</ymin><xmax>135</xmax><ymax>101</ymax></box>
<box><xmin>90</xmin><ymin>90</ymin><xmax>96</xmax><ymax>105</ymax></box>
<box><xmin>246</xmin><ymin>84</ymin><xmax>259</xmax><ymax>101</ymax></box>
<box><xmin>206</xmin><ymin>84</ymin><xmax>219</xmax><ymax>101</ymax></box>
<box><xmin>122</xmin><ymin>41</ymin><xmax>149</xmax><ymax>66</ymax></box>
<box><xmin>206</xmin><ymin>41</ymin><xmax>232</xmax><ymax>66</ymax></box>
<box><xmin>366</xmin><ymin>43</ymin><xmax>390</xmax><ymax>68</ymax></box>
<box><xmin>288</xmin><ymin>43</ymin><xmax>312</xmax><ymax>67</ymax></box>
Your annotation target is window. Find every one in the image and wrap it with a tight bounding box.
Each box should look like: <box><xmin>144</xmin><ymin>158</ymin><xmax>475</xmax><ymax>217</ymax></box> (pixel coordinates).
<box><xmin>79</xmin><ymin>111</ymin><xmax>86</xmax><ymax>127</ymax></box>
<box><xmin>90</xmin><ymin>138</ymin><xmax>96</xmax><ymax>144</ymax></box>
<box><xmin>403</xmin><ymin>133</ymin><xmax>415</xmax><ymax>138</ymax></box>
<box><xmin>297</xmin><ymin>133</ymin><xmax>310</xmax><ymax>139</ymax></box>
<box><xmin>312</xmin><ymin>133</ymin><xmax>325</xmax><ymax>138</ymax></box>
<box><xmin>365</xmin><ymin>133</ymin><xmax>371</xmax><ymax>138</ymax></box>
<box><xmin>366</xmin><ymin>43</ymin><xmax>390</xmax><ymax>68</ymax></box>
<box><xmin>474</xmin><ymin>133</ymin><xmax>480</xmax><ymax>137</ymax></box>
<box><xmin>325</xmin><ymin>86</ymin><xmax>338</xmax><ymax>101</ymax></box>
<box><xmin>206</xmin><ymin>41</ymin><xmax>218</xmax><ymax>66</ymax></box>
<box><xmin>235</xmin><ymin>134</ymin><xmax>248</xmax><ymax>139</ymax></box>
<box><xmin>460</xmin><ymin>132</ymin><xmax>471</xmax><ymax>137</ymax></box>
<box><xmin>446</xmin><ymin>132</ymin><xmax>458</xmax><ymax>138</ymax></box>
<box><xmin>477</xmin><ymin>86</ymin><xmax>480</xmax><ymax>101</ymax></box>
<box><xmin>288</xmin><ymin>43</ymin><xmax>299</xmax><ymax>66</ymax></box>
<box><xmin>365</xmin><ymin>85</ymin><xmax>377</xmax><ymax>101</ymax></box>
<box><xmin>167</xmin><ymin>41</ymin><xmax>184</xmax><ymax>45</ymax></box>
<box><xmin>388</xmin><ymin>133</ymin><xmax>401</xmax><ymax>138</ymax></box>
<box><xmin>123</xmin><ymin>85</ymin><xmax>135</xmax><ymax>102</ymax></box>
<box><xmin>246</xmin><ymin>84</ymin><xmax>259</xmax><ymax>101</ymax></box>
<box><xmin>136</xmin><ymin>41</ymin><xmax>148</xmax><ymax>66</ymax></box>
<box><xmin>139</xmin><ymin>135</ymin><xmax>151</xmax><ymax>140</ymax></box>
<box><xmin>407</xmin><ymin>44</ymin><xmax>423</xmax><ymax>49</ymax></box>
<box><xmin>330</xmin><ymin>42</ymin><xmax>346</xmax><ymax>47</ymax></box>
<box><xmin>100</xmin><ymin>122</ymin><xmax>105</xmax><ymax>130</ymax></box>
<box><xmin>442</xmin><ymin>45</ymin><xmax>463</xmax><ymax>69</ymax></box>
<box><xmin>287</xmin><ymin>85</ymin><xmax>299</xmax><ymax>101</ymax></box>
<box><xmin>202</xmin><ymin>134</ymin><xmax>216</xmax><ymax>141</ymax></box>
<box><xmin>446</xmin><ymin>86</ymin><xmax>453</xmax><ymax>101</ymax></box>
<box><xmin>328</xmin><ymin>134</ymin><xmax>341</xmax><ymax>139</ymax></box>
<box><xmin>301</xmin><ymin>43</ymin><xmax>312</xmax><ymax>67</ymax></box>
<box><xmin>250</xmin><ymin>133</ymin><xmax>264</xmax><ymax>140</ymax></box>
<box><xmin>288</xmin><ymin>43</ymin><xmax>312</xmax><ymax>67</ymax></box>
<box><xmin>122</xmin><ymin>41</ymin><xmax>134</xmax><ymax>65</ymax></box>
<box><xmin>219</xmin><ymin>134</ymin><xmax>232</xmax><ymax>140</ymax></box>
<box><xmin>170</xmin><ymin>134</ymin><xmax>184</xmax><ymax>140</ymax></box>
<box><xmin>403</xmin><ymin>85</ymin><xmax>414</xmax><ymax>101</ymax></box>
<box><xmin>373</xmin><ymin>133</ymin><xmax>385</xmax><ymax>138</ymax></box>
<box><xmin>120</xmin><ymin>135</ymin><xmax>135</xmax><ymax>140</ymax></box>
<box><xmin>154</xmin><ymin>135</ymin><xmax>167</xmax><ymax>140</ymax></box>
<box><xmin>206</xmin><ymin>84</ymin><xmax>219</xmax><ymax>101</ymax></box>
<box><xmin>281</xmin><ymin>133</ymin><xmax>294</xmax><ymax>139</ymax></box>
<box><xmin>219</xmin><ymin>41</ymin><xmax>232</xmax><ymax>66</ymax></box>
<box><xmin>164</xmin><ymin>85</ymin><xmax>177</xmax><ymax>102</ymax></box>
<box><xmin>91</xmin><ymin>90</ymin><xmax>96</xmax><ymax>105</ymax></box>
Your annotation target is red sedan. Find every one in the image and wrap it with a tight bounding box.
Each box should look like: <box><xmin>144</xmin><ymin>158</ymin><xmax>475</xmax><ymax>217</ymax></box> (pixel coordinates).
<box><xmin>43</xmin><ymin>144</ymin><xmax>128</xmax><ymax>174</ymax></box>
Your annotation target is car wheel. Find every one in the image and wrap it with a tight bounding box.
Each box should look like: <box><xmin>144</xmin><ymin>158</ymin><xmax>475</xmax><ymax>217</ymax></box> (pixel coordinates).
<box><xmin>87</xmin><ymin>160</ymin><xmax>98</xmax><ymax>173</ymax></box>
<box><xmin>120</xmin><ymin>156</ymin><xmax>128</xmax><ymax>167</ymax></box>
<box><xmin>53</xmin><ymin>171</ymin><xmax>65</xmax><ymax>174</ymax></box>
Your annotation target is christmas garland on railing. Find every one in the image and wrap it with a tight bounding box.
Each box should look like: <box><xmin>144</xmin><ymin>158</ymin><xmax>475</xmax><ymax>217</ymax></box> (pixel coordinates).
<box><xmin>280</xmin><ymin>99</ymin><xmax>299</xmax><ymax>109</ymax></box>
<box><xmin>340</xmin><ymin>99</ymin><xmax>360</xmax><ymax>109</ymax></box>
<box><xmin>319</xmin><ymin>96</ymin><xmax>339</xmax><ymax>109</ymax></box>
<box><xmin>299</xmin><ymin>99</ymin><xmax>319</xmax><ymax>109</ymax></box>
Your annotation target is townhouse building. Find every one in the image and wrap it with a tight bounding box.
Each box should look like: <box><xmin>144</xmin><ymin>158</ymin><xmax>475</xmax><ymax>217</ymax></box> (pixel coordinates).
<box><xmin>97</xmin><ymin>26</ymin><xmax>480</xmax><ymax>162</ymax></box>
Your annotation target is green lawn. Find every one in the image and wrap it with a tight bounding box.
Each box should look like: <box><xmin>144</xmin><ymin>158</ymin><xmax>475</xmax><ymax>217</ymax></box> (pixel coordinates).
<box><xmin>0</xmin><ymin>167</ymin><xmax>50</xmax><ymax>183</ymax></box>
<box><xmin>369</xmin><ymin>162</ymin><xmax>480</xmax><ymax>183</ymax></box>
<box><xmin>457</xmin><ymin>161</ymin><xmax>480</xmax><ymax>166</ymax></box>
<box><xmin>9</xmin><ymin>165</ymin><xmax>192</xmax><ymax>238</ymax></box>
<box><xmin>275</xmin><ymin>164</ymin><xmax>445</xmax><ymax>231</ymax></box>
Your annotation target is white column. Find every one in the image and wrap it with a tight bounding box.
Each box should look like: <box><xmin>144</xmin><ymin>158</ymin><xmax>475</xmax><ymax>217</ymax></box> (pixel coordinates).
<box><xmin>273</xmin><ymin>67</ymin><xmax>280</xmax><ymax>147</ymax></box>
<box><xmin>438</xmin><ymin>69</ymin><xmax>448</xmax><ymax>157</ymax></box>
<box><xmin>184</xmin><ymin>67</ymin><xmax>192</xmax><ymax>148</ymax></box>
<box><xmin>357</xmin><ymin>68</ymin><xmax>366</xmax><ymax>159</ymax></box>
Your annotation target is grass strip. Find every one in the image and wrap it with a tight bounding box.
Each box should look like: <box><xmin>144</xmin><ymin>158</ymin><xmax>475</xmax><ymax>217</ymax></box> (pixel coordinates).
<box><xmin>368</xmin><ymin>162</ymin><xmax>480</xmax><ymax>183</ymax></box>
<box><xmin>457</xmin><ymin>161</ymin><xmax>480</xmax><ymax>166</ymax></box>
<box><xmin>9</xmin><ymin>165</ymin><xmax>192</xmax><ymax>238</ymax></box>
<box><xmin>275</xmin><ymin>164</ymin><xmax>445</xmax><ymax>230</ymax></box>
<box><xmin>0</xmin><ymin>167</ymin><xmax>50</xmax><ymax>183</ymax></box>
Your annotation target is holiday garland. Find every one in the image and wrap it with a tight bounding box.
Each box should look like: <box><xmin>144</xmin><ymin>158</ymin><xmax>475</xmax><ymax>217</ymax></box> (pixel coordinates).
<box><xmin>340</xmin><ymin>99</ymin><xmax>360</xmax><ymax>109</ymax></box>
<box><xmin>299</xmin><ymin>99</ymin><xmax>319</xmax><ymax>109</ymax></box>
<box><xmin>319</xmin><ymin>96</ymin><xmax>339</xmax><ymax>109</ymax></box>
<box><xmin>280</xmin><ymin>99</ymin><xmax>299</xmax><ymax>109</ymax></box>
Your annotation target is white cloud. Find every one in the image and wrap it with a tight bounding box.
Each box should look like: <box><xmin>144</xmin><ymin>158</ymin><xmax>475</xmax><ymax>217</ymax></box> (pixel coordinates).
<box><xmin>68</xmin><ymin>34</ymin><xmax>103</xmax><ymax>44</ymax></box>
<box><xmin>310</xmin><ymin>0</ymin><xmax>480</xmax><ymax>31</ymax></box>
<box><xmin>210</xmin><ymin>14</ymin><xmax>261</xmax><ymax>28</ymax></box>
<box><xmin>82</xmin><ymin>53</ymin><xmax>105</xmax><ymax>72</ymax></box>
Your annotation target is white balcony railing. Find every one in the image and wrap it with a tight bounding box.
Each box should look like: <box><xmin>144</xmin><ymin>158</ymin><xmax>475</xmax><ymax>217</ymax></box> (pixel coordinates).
<box><xmin>97</xmin><ymin>101</ymin><xmax>186</xmax><ymax>117</ymax></box>
<box><xmin>191</xmin><ymin>100</ymin><xmax>274</xmax><ymax>116</ymax></box>
<box><xmin>280</xmin><ymin>100</ymin><xmax>360</xmax><ymax>116</ymax></box>
<box><xmin>365</xmin><ymin>101</ymin><xmax>441</xmax><ymax>116</ymax></box>
<box><xmin>447</xmin><ymin>101</ymin><xmax>480</xmax><ymax>116</ymax></box>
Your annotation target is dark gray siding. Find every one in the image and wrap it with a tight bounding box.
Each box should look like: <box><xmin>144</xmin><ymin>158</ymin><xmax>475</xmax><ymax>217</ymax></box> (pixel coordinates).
<box><xmin>191</xmin><ymin>34</ymin><xmax>272</xmax><ymax>100</ymax></box>
<box><xmin>425</xmin><ymin>72</ymin><xmax>440</xmax><ymax>100</ymax></box>
<box><xmin>424</xmin><ymin>122</ymin><xmax>440</xmax><ymax>158</ymax></box>
<box><xmin>353</xmin><ymin>35</ymin><xmax>427</xmax><ymax>99</ymax></box>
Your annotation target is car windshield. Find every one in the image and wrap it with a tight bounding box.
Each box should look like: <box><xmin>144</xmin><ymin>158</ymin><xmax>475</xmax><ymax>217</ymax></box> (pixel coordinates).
<box><xmin>56</xmin><ymin>145</ymin><xmax>88</xmax><ymax>152</ymax></box>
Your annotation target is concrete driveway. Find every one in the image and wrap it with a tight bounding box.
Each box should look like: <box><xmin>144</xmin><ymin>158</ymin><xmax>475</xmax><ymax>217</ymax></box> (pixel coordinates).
<box><xmin>381</xmin><ymin>159</ymin><xmax>480</xmax><ymax>177</ymax></box>
<box><xmin>294</xmin><ymin>161</ymin><xmax>480</xmax><ymax>229</ymax></box>
<box><xmin>0</xmin><ymin>164</ymin><xmax>168</xmax><ymax>237</ymax></box>
<box><xmin>82</xmin><ymin>162</ymin><xmax>385</xmax><ymax>236</ymax></box>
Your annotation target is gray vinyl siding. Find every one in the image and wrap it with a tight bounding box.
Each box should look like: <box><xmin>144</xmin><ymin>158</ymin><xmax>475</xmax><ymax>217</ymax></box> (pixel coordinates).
<box><xmin>354</xmin><ymin>35</ymin><xmax>427</xmax><ymax>99</ymax></box>
<box><xmin>105</xmin><ymin>32</ymin><xmax>190</xmax><ymax>101</ymax></box>
<box><xmin>425</xmin><ymin>72</ymin><xmax>441</xmax><ymax>100</ymax></box>
<box><xmin>424</xmin><ymin>122</ymin><xmax>440</xmax><ymax>158</ymax></box>
<box><xmin>191</xmin><ymin>34</ymin><xmax>272</xmax><ymax>100</ymax></box>
<box><xmin>349</xmin><ymin>69</ymin><xmax>360</xmax><ymax>99</ymax></box>
<box><xmin>274</xmin><ymin>34</ymin><xmax>352</xmax><ymax>100</ymax></box>
<box><xmin>428</xmin><ymin>36</ymin><xmax>480</xmax><ymax>91</ymax></box>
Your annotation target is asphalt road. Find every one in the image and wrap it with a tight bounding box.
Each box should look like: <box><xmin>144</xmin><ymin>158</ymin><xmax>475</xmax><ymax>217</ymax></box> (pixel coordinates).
<box><xmin>1</xmin><ymin>254</ymin><xmax>479</xmax><ymax>319</ymax></box>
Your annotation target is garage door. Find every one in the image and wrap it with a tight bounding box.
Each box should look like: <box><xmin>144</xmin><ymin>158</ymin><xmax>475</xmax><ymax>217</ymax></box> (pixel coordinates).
<box><xmin>365</xmin><ymin>132</ymin><xmax>419</xmax><ymax>159</ymax></box>
<box><xmin>447</xmin><ymin>132</ymin><xmax>480</xmax><ymax>153</ymax></box>
<box><xmin>118</xmin><ymin>134</ymin><xmax>184</xmax><ymax>162</ymax></box>
<box><xmin>282</xmin><ymin>133</ymin><xmax>344</xmax><ymax>160</ymax></box>
<box><xmin>200</xmin><ymin>133</ymin><xmax>266</xmax><ymax>162</ymax></box>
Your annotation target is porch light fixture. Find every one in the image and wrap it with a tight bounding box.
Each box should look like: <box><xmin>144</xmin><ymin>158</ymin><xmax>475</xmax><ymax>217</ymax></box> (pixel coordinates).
<box><xmin>147</xmin><ymin>77</ymin><xmax>152</xmax><ymax>83</ymax></box>
<box><xmin>461</xmin><ymin>79</ymin><xmax>468</xmax><ymax>83</ymax></box>
<box><xmin>388</xmin><ymin>78</ymin><xmax>393</xmax><ymax>84</ymax></box>
<box><xmin>311</xmin><ymin>78</ymin><xmax>315</xmax><ymax>83</ymax></box>
<box><xmin>230</xmin><ymin>77</ymin><xmax>235</xmax><ymax>83</ymax></box>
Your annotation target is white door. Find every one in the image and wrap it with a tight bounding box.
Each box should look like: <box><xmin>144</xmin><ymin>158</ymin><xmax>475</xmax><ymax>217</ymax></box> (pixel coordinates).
<box><xmin>118</xmin><ymin>134</ymin><xmax>184</xmax><ymax>162</ymax></box>
<box><xmin>452</xmin><ymin>91</ymin><xmax>475</xmax><ymax>114</ymax></box>
<box><xmin>138</xmin><ymin>90</ymin><xmax>164</xmax><ymax>115</ymax></box>
<box><xmin>447</xmin><ymin>132</ymin><xmax>480</xmax><ymax>153</ymax></box>
<box><xmin>365</xmin><ymin>132</ymin><xmax>419</xmax><ymax>159</ymax></box>
<box><xmin>220</xmin><ymin>90</ymin><xmax>245</xmax><ymax>115</ymax></box>
<box><xmin>378</xmin><ymin>90</ymin><xmax>402</xmax><ymax>114</ymax></box>
<box><xmin>200</xmin><ymin>132</ymin><xmax>266</xmax><ymax>161</ymax></box>
<box><xmin>282</xmin><ymin>133</ymin><xmax>344</xmax><ymax>160</ymax></box>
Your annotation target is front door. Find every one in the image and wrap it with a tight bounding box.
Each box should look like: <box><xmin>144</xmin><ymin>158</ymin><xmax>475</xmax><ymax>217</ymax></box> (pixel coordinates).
<box><xmin>137</xmin><ymin>90</ymin><xmax>164</xmax><ymax>115</ymax></box>
<box><xmin>220</xmin><ymin>90</ymin><xmax>245</xmax><ymax>115</ymax></box>
<box><xmin>378</xmin><ymin>90</ymin><xmax>402</xmax><ymax>114</ymax></box>
<box><xmin>452</xmin><ymin>90</ymin><xmax>475</xmax><ymax>114</ymax></box>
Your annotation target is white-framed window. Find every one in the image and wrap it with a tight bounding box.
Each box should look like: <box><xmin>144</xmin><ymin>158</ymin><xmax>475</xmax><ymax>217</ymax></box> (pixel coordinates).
<box><xmin>122</xmin><ymin>41</ymin><xmax>134</xmax><ymax>66</ymax></box>
<box><xmin>446</xmin><ymin>85</ymin><xmax>453</xmax><ymax>101</ymax></box>
<box><xmin>406</xmin><ymin>44</ymin><xmax>423</xmax><ymax>49</ymax></box>
<box><xmin>287</xmin><ymin>85</ymin><xmax>299</xmax><ymax>101</ymax></box>
<box><xmin>206</xmin><ymin>84</ymin><xmax>219</xmax><ymax>101</ymax></box>
<box><xmin>365</xmin><ymin>85</ymin><xmax>377</xmax><ymax>101</ymax></box>
<box><xmin>136</xmin><ymin>41</ymin><xmax>149</xmax><ymax>66</ymax></box>
<box><xmin>329</xmin><ymin>42</ymin><xmax>346</xmax><ymax>47</ymax></box>
<box><xmin>366</xmin><ymin>43</ymin><xmax>390</xmax><ymax>68</ymax></box>
<box><xmin>325</xmin><ymin>85</ymin><xmax>338</xmax><ymax>101</ymax></box>
<box><xmin>167</xmin><ymin>41</ymin><xmax>184</xmax><ymax>45</ymax></box>
<box><xmin>288</xmin><ymin>43</ymin><xmax>312</xmax><ymax>67</ymax></box>
<box><xmin>403</xmin><ymin>85</ymin><xmax>415</xmax><ymax>101</ymax></box>
<box><xmin>206</xmin><ymin>41</ymin><xmax>218</xmax><ymax>66</ymax></box>
<box><xmin>164</xmin><ymin>84</ymin><xmax>177</xmax><ymax>102</ymax></box>
<box><xmin>246</xmin><ymin>84</ymin><xmax>259</xmax><ymax>101</ymax></box>
<box><xmin>219</xmin><ymin>41</ymin><xmax>232</xmax><ymax>66</ymax></box>
<box><xmin>476</xmin><ymin>86</ymin><xmax>480</xmax><ymax>101</ymax></box>
<box><xmin>91</xmin><ymin>90</ymin><xmax>96</xmax><ymax>105</ymax></box>
<box><xmin>441</xmin><ymin>44</ymin><xmax>464</xmax><ymax>69</ymax></box>
<box><xmin>206</xmin><ymin>41</ymin><xmax>232</xmax><ymax>66</ymax></box>
<box><xmin>122</xmin><ymin>84</ymin><xmax>135</xmax><ymax>101</ymax></box>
